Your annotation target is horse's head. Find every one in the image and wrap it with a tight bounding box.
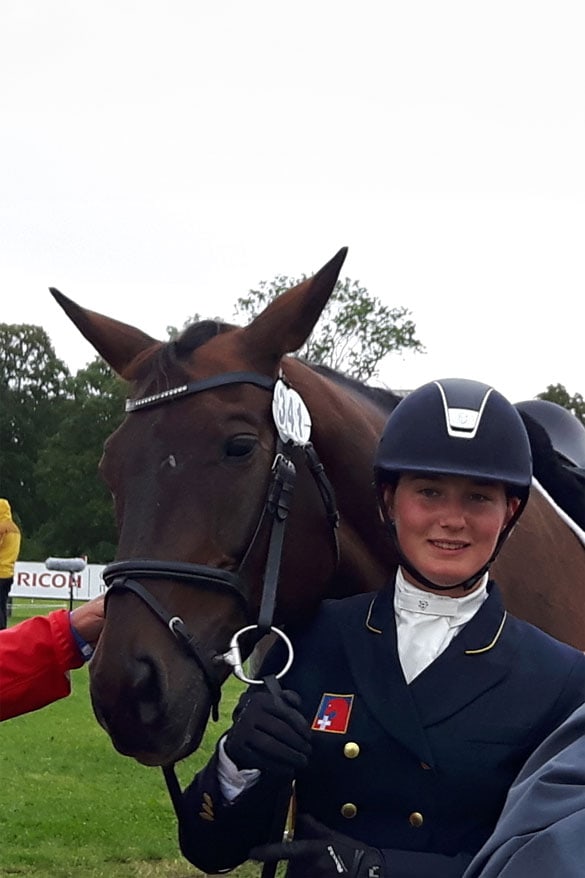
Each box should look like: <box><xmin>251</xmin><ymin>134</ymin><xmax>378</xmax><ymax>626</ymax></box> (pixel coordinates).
<box><xmin>53</xmin><ymin>248</ymin><xmax>390</xmax><ymax>766</ymax></box>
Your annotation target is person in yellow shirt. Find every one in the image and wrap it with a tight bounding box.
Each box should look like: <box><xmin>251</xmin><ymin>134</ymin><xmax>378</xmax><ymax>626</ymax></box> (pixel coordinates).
<box><xmin>0</xmin><ymin>499</ymin><xmax>22</xmax><ymax>629</ymax></box>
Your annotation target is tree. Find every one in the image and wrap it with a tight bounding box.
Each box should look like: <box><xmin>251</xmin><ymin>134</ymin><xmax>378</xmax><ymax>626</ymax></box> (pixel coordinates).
<box><xmin>0</xmin><ymin>324</ymin><xmax>71</xmax><ymax>537</ymax></box>
<box><xmin>234</xmin><ymin>275</ymin><xmax>424</xmax><ymax>381</ymax></box>
<box><xmin>31</xmin><ymin>357</ymin><xmax>127</xmax><ymax>562</ymax></box>
<box><xmin>537</xmin><ymin>384</ymin><xmax>585</xmax><ymax>426</ymax></box>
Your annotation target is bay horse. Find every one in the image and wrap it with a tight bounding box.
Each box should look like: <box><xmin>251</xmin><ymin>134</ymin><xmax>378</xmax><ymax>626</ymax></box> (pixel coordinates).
<box><xmin>51</xmin><ymin>248</ymin><xmax>585</xmax><ymax>769</ymax></box>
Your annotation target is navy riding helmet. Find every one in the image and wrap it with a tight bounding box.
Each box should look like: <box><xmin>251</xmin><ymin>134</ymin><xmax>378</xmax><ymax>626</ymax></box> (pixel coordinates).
<box><xmin>374</xmin><ymin>378</ymin><xmax>533</xmax><ymax>591</ymax></box>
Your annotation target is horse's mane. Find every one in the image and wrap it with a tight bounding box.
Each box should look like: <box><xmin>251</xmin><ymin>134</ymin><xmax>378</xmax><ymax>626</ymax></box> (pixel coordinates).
<box><xmin>307</xmin><ymin>362</ymin><xmax>404</xmax><ymax>415</ymax></box>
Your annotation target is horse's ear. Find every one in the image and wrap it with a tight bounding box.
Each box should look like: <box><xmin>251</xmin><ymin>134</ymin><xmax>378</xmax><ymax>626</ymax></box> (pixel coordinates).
<box><xmin>50</xmin><ymin>287</ymin><xmax>161</xmax><ymax>378</ymax></box>
<box><xmin>243</xmin><ymin>247</ymin><xmax>348</xmax><ymax>365</ymax></box>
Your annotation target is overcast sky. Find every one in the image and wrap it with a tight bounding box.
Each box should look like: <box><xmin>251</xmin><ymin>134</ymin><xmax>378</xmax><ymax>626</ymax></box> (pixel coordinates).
<box><xmin>2</xmin><ymin>1</ymin><xmax>584</xmax><ymax>403</ymax></box>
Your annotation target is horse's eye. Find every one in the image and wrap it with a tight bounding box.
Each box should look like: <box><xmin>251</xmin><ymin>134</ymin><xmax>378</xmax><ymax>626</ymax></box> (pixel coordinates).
<box><xmin>224</xmin><ymin>434</ymin><xmax>258</xmax><ymax>458</ymax></box>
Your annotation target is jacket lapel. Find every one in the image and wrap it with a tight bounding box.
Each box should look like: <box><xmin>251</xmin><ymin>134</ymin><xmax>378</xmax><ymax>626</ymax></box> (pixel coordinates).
<box><xmin>411</xmin><ymin>584</ymin><xmax>512</xmax><ymax>725</ymax></box>
<box><xmin>338</xmin><ymin>585</ymin><xmax>436</xmax><ymax>766</ymax></box>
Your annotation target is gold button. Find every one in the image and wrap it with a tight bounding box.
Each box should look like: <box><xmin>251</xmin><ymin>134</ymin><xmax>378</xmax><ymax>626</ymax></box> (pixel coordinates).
<box><xmin>420</xmin><ymin>761</ymin><xmax>431</xmax><ymax>770</ymax></box>
<box><xmin>343</xmin><ymin>742</ymin><xmax>360</xmax><ymax>759</ymax></box>
<box><xmin>409</xmin><ymin>811</ymin><xmax>424</xmax><ymax>828</ymax></box>
<box><xmin>341</xmin><ymin>803</ymin><xmax>358</xmax><ymax>819</ymax></box>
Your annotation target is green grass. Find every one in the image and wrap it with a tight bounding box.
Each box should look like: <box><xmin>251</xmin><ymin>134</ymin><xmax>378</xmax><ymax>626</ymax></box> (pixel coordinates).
<box><xmin>0</xmin><ymin>601</ymin><xmax>273</xmax><ymax>877</ymax></box>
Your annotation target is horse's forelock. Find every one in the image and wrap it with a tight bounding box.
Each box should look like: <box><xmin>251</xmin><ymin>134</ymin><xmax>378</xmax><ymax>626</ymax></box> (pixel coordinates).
<box><xmin>134</xmin><ymin>321</ymin><xmax>235</xmax><ymax>387</ymax></box>
<box><xmin>173</xmin><ymin>320</ymin><xmax>234</xmax><ymax>359</ymax></box>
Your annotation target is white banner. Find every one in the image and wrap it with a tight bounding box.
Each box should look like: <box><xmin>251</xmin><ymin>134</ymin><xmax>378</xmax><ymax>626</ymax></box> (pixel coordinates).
<box><xmin>12</xmin><ymin>561</ymin><xmax>107</xmax><ymax>601</ymax></box>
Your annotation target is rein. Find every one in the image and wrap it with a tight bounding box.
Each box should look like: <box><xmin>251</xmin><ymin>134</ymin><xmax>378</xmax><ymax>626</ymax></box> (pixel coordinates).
<box><xmin>101</xmin><ymin>369</ymin><xmax>340</xmax><ymax>856</ymax></box>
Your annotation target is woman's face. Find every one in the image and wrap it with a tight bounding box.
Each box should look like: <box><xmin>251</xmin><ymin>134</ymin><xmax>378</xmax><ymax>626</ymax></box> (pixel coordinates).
<box><xmin>383</xmin><ymin>473</ymin><xmax>520</xmax><ymax>594</ymax></box>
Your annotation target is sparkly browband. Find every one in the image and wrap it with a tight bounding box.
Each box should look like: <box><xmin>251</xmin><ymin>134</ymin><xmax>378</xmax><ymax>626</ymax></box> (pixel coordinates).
<box><xmin>125</xmin><ymin>372</ymin><xmax>275</xmax><ymax>412</ymax></box>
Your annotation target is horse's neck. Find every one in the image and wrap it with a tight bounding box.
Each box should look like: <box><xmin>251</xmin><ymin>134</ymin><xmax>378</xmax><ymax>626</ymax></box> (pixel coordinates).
<box><xmin>493</xmin><ymin>487</ymin><xmax>585</xmax><ymax>648</ymax></box>
<box><xmin>288</xmin><ymin>360</ymin><xmax>397</xmax><ymax>594</ymax></box>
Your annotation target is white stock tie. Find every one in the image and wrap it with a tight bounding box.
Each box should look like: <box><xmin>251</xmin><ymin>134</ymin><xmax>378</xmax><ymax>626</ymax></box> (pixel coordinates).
<box><xmin>394</xmin><ymin>569</ymin><xmax>489</xmax><ymax>684</ymax></box>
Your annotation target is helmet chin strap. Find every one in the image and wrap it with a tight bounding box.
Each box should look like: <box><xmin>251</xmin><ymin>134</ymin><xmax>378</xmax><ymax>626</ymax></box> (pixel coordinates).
<box><xmin>381</xmin><ymin>508</ymin><xmax>521</xmax><ymax>594</ymax></box>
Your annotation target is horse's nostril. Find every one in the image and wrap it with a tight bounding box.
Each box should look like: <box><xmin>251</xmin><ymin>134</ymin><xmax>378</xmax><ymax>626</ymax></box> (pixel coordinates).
<box><xmin>137</xmin><ymin>699</ymin><xmax>161</xmax><ymax>726</ymax></box>
<box><xmin>132</xmin><ymin>657</ymin><xmax>157</xmax><ymax>690</ymax></box>
<box><xmin>132</xmin><ymin>657</ymin><xmax>160</xmax><ymax>696</ymax></box>
<box><xmin>131</xmin><ymin>657</ymin><xmax>163</xmax><ymax>727</ymax></box>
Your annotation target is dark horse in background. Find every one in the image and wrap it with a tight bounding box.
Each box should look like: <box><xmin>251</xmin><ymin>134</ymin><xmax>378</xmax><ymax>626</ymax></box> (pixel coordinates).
<box><xmin>51</xmin><ymin>248</ymin><xmax>585</xmax><ymax>769</ymax></box>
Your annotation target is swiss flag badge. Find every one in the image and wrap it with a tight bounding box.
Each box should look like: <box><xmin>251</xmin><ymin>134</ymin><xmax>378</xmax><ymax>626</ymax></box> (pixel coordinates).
<box><xmin>311</xmin><ymin>693</ymin><xmax>354</xmax><ymax>733</ymax></box>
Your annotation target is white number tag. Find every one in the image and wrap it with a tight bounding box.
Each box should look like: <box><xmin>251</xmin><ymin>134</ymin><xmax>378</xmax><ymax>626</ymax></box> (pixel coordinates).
<box><xmin>272</xmin><ymin>379</ymin><xmax>312</xmax><ymax>445</ymax></box>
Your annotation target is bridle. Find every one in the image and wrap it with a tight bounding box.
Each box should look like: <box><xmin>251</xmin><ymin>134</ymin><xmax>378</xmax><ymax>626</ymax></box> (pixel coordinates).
<box><xmin>100</xmin><ymin>368</ymin><xmax>340</xmax><ymax>832</ymax></box>
<box><xmin>103</xmin><ymin>369</ymin><xmax>339</xmax><ymax>712</ymax></box>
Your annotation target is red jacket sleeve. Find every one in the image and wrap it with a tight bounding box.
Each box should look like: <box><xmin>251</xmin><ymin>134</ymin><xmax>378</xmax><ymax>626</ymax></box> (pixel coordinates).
<box><xmin>0</xmin><ymin>610</ymin><xmax>84</xmax><ymax>721</ymax></box>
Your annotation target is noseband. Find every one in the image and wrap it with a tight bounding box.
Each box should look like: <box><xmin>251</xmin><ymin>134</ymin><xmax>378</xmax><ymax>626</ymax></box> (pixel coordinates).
<box><xmin>102</xmin><ymin>370</ymin><xmax>340</xmax><ymax>721</ymax></box>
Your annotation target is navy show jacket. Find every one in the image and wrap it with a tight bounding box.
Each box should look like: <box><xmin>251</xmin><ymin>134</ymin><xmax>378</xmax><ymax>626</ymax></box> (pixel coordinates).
<box><xmin>178</xmin><ymin>581</ymin><xmax>585</xmax><ymax>878</ymax></box>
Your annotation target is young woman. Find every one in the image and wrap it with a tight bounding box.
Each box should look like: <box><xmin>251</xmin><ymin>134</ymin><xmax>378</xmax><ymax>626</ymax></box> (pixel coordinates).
<box><xmin>176</xmin><ymin>379</ymin><xmax>585</xmax><ymax>878</ymax></box>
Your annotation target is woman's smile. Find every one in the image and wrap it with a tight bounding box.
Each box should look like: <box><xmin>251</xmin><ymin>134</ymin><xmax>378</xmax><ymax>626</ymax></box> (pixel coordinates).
<box><xmin>428</xmin><ymin>538</ymin><xmax>469</xmax><ymax>551</ymax></box>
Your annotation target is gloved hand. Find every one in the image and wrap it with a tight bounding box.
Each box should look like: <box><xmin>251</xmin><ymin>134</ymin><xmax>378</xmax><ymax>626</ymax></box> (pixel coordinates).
<box><xmin>250</xmin><ymin>814</ymin><xmax>383</xmax><ymax>877</ymax></box>
<box><xmin>224</xmin><ymin>688</ymin><xmax>312</xmax><ymax>777</ymax></box>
